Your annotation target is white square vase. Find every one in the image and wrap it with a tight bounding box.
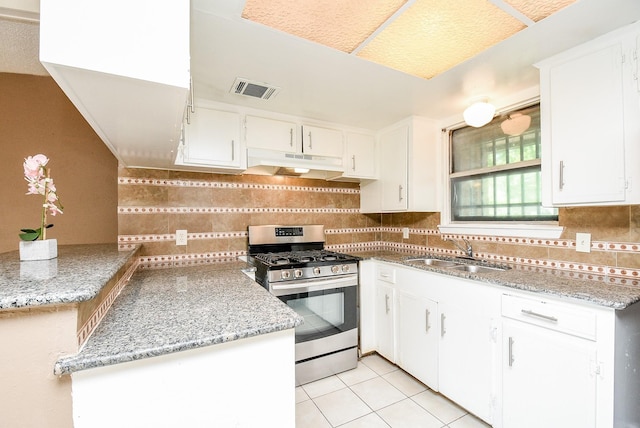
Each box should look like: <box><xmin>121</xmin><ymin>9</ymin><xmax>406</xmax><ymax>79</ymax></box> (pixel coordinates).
<box><xmin>19</xmin><ymin>239</ymin><xmax>58</xmax><ymax>261</ymax></box>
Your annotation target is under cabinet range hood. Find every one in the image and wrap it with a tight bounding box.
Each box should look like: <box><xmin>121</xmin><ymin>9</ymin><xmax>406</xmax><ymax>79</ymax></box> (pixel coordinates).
<box><xmin>245</xmin><ymin>147</ymin><xmax>344</xmax><ymax>178</ymax></box>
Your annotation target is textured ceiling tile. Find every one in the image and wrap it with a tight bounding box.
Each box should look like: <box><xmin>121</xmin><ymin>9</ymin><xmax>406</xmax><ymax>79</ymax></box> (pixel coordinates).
<box><xmin>242</xmin><ymin>0</ymin><xmax>407</xmax><ymax>53</ymax></box>
<box><xmin>505</xmin><ymin>0</ymin><xmax>576</xmax><ymax>22</ymax></box>
<box><xmin>0</xmin><ymin>19</ymin><xmax>48</xmax><ymax>76</ymax></box>
<box><xmin>357</xmin><ymin>0</ymin><xmax>526</xmax><ymax>80</ymax></box>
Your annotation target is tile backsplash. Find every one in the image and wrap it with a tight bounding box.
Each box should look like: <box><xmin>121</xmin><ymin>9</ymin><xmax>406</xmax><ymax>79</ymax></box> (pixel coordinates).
<box><xmin>118</xmin><ymin>168</ymin><xmax>639</xmax><ymax>286</ymax></box>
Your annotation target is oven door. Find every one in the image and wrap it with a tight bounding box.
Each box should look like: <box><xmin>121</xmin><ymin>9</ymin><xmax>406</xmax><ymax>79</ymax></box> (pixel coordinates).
<box><xmin>271</xmin><ymin>275</ymin><xmax>357</xmax><ymax>353</ymax></box>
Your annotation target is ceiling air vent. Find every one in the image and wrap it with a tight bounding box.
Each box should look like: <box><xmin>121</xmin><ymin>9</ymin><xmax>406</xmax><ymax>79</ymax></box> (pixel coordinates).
<box><xmin>230</xmin><ymin>78</ymin><xmax>281</xmax><ymax>100</ymax></box>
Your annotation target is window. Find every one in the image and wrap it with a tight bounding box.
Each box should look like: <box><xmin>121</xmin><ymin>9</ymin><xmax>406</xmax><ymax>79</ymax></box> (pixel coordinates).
<box><xmin>450</xmin><ymin>104</ymin><xmax>558</xmax><ymax>222</ymax></box>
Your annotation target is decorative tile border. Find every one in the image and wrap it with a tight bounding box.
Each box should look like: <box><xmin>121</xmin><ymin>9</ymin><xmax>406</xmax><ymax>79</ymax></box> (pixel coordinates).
<box><xmin>379</xmin><ymin>227</ymin><xmax>440</xmax><ymax>235</ymax></box>
<box><xmin>325</xmin><ymin>227</ymin><xmax>379</xmax><ymax>235</ymax></box>
<box><xmin>138</xmin><ymin>251</ymin><xmax>247</xmax><ymax>270</ymax></box>
<box><xmin>118</xmin><ymin>231</ymin><xmax>248</xmax><ymax>244</ymax></box>
<box><xmin>118</xmin><ymin>206</ymin><xmax>360</xmax><ymax>214</ymax></box>
<box><xmin>118</xmin><ymin>176</ymin><xmax>359</xmax><ymax>194</ymax></box>
<box><xmin>77</xmin><ymin>257</ymin><xmax>140</xmax><ymax>347</ymax></box>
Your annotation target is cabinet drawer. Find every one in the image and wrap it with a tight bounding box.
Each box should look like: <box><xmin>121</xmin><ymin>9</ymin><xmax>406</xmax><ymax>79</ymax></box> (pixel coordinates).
<box><xmin>501</xmin><ymin>294</ymin><xmax>596</xmax><ymax>340</ymax></box>
<box><xmin>376</xmin><ymin>265</ymin><xmax>396</xmax><ymax>284</ymax></box>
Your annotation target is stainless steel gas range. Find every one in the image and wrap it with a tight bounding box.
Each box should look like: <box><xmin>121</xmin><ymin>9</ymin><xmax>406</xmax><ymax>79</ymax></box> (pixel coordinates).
<box><xmin>248</xmin><ymin>224</ymin><xmax>359</xmax><ymax>386</ymax></box>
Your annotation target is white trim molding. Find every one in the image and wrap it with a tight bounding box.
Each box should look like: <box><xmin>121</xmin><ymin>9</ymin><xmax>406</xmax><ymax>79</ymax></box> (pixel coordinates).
<box><xmin>438</xmin><ymin>223</ymin><xmax>564</xmax><ymax>239</ymax></box>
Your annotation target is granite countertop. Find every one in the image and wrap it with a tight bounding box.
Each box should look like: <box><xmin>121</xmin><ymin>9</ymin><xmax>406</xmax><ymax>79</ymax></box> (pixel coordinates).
<box><xmin>352</xmin><ymin>251</ymin><xmax>640</xmax><ymax>310</ymax></box>
<box><xmin>55</xmin><ymin>262</ymin><xmax>303</xmax><ymax>375</ymax></box>
<box><xmin>0</xmin><ymin>244</ymin><xmax>139</xmax><ymax>309</ymax></box>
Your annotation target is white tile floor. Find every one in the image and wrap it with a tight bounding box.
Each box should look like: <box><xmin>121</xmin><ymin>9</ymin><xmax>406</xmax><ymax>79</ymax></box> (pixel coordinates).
<box><xmin>296</xmin><ymin>353</ymin><xmax>491</xmax><ymax>428</ymax></box>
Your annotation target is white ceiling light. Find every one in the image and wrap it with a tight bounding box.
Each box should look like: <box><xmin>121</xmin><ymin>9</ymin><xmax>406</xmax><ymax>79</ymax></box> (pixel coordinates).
<box><xmin>501</xmin><ymin>112</ymin><xmax>531</xmax><ymax>136</ymax></box>
<box><xmin>463</xmin><ymin>100</ymin><xmax>495</xmax><ymax>127</ymax></box>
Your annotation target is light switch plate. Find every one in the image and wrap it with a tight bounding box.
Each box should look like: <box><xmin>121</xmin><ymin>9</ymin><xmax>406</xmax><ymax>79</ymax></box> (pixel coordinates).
<box><xmin>176</xmin><ymin>229</ymin><xmax>188</xmax><ymax>246</ymax></box>
<box><xmin>576</xmin><ymin>233</ymin><xmax>591</xmax><ymax>253</ymax></box>
<box><xmin>402</xmin><ymin>227</ymin><xmax>410</xmax><ymax>239</ymax></box>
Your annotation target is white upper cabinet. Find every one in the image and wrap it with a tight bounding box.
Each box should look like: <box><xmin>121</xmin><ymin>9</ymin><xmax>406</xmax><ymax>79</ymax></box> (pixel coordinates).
<box><xmin>342</xmin><ymin>132</ymin><xmax>376</xmax><ymax>180</ymax></box>
<box><xmin>245</xmin><ymin>115</ymin><xmax>298</xmax><ymax>152</ymax></box>
<box><xmin>39</xmin><ymin>0</ymin><xmax>190</xmax><ymax>170</ymax></box>
<box><xmin>244</xmin><ymin>117</ymin><xmax>344</xmax><ymax>160</ymax></box>
<box><xmin>380</xmin><ymin>125</ymin><xmax>409</xmax><ymax>211</ymax></box>
<box><xmin>176</xmin><ymin>108</ymin><xmax>244</xmax><ymax>170</ymax></box>
<box><xmin>537</xmin><ymin>21</ymin><xmax>640</xmax><ymax>206</ymax></box>
<box><xmin>361</xmin><ymin>116</ymin><xmax>440</xmax><ymax>212</ymax></box>
<box><xmin>301</xmin><ymin>125</ymin><xmax>344</xmax><ymax>158</ymax></box>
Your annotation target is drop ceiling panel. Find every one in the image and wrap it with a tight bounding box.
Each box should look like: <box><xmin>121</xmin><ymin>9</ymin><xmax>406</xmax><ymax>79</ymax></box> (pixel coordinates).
<box><xmin>242</xmin><ymin>0</ymin><xmax>408</xmax><ymax>53</ymax></box>
<box><xmin>357</xmin><ymin>0</ymin><xmax>526</xmax><ymax>79</ymax></box>
<box><xmin>504</xmin><ymin>0</ymin><xmax>576</xmax><ymax>22</ymax></box>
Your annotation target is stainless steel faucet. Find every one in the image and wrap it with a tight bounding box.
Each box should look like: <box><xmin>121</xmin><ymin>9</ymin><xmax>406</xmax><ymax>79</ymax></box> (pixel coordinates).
<box><xmin>446</xmin><ymin>237</ymin><xmax>473</xmax><ymax>259</ymax></box>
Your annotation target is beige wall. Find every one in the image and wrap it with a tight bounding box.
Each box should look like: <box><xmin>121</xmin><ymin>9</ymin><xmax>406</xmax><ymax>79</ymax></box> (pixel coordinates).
<box><xmin>0</xmin><ymin>73</ymin><xmax>118</xmax><ymax>254</ymax></box>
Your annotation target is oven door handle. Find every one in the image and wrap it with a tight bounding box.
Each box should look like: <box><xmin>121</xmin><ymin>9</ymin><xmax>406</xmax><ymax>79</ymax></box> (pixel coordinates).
<box><xmin>271</xmin><ymin>275</ymin><xmax>357</xmax><ymax>296</ymax></box>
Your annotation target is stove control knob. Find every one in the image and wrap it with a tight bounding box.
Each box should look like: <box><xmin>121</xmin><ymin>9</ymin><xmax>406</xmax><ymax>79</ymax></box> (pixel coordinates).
<box><xmin>294</xmin><ymin>269</ymin><xmax>303</xmax><ymax>278</ymax></box>
<box><xmin>331</xmin><ymin>265</ymin><xmax>340</xmax><ymax>274</ymax></box>
<box><xmin>342</xmin><ymin>264</ymin><xmax>350</xmax><ymax>273</ymax></box>
<box><xmin>281</xmin><ymin>270</ymin><xmax>291</xmax><ymax>280</ymax></box>
<box><xmin>313</xmin><ymin>267</ymin><xmax>322</xmax><ymax>276</ymax></box>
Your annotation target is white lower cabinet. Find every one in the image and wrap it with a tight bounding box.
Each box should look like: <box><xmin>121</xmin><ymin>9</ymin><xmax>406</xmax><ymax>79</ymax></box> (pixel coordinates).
<box><xmin>375</xmin><ymin>281</ymin><xmax>396</xmax><ymax>363</ymax></box>
<box><xmin>360</xmin><ymin>261</ymin><xmax>640</xmax><ymax>428</ymax></box>
<box><xmin>502</xmin><ymin>319</ymin><xmax>597</xmax><ymax>428</ymax></box>
<box><xmin>365</xmin><ymin>262</ymin><xmax>498</xmax><ymax>424</ymax></box>
<box><xmin>397</xmin><ymin>290</ymin><xmax>439</xmax><ymax>388</ymax></box>
<box><xmin>439</xmin><ymin>297</ymin><xmax>497</xmax><ymax>424</ymax></box>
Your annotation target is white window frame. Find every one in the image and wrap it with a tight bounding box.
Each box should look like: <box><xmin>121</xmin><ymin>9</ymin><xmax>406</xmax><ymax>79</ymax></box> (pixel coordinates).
<box><xmin>438</xmin><ymin>95</ymin><xmax>563</xmax><ymax>239</ymax></box>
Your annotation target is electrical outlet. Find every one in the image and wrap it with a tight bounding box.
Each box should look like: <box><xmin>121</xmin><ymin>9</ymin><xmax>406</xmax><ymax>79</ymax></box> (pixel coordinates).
<box><xmin>402</xmin><ymin>227</ymin><xmax>410</xmax><ymax>239</ymax></box>
<box><xmin>176</xmin><ymin>229</ymin><xmax>188</xmax><ymax>246</ymax></box>
<box><xmin>576</xmin><ymin>233</ymin><xmax>591</xmax><ymax>253</ymax></box>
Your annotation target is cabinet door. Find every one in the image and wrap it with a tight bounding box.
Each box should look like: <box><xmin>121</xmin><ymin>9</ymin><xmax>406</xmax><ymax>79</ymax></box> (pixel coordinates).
<box><xmin>302</xmin><ymin>125</ymin><xmax>343</xmax><ymax>158</ymax></box>
<box><xmin>245</xmin><ymin>116</ymin><xmax>298</xmax><ymax>152</ymax></box>
<box><xmin>358</xmin><ymin>260</ymin><xmax>376</xmax><ymax>355</ymax></box>
<box><xmin>546</xmin><ymin>43</ymin><xmax>626</xmax><ymax>204</ymax></box>
<box><xmin>343</xmin><ymin>132</ymin><xmax>376</xmax><ymax>179</ymax></box>
<box><xmin>502</xmin><ymin>320</ymin><xmax>597</xmax><ymax>428</ymax></box>
<box><xmin>439</xmin><ymin>300</ymin><xmax>495</xmax><ymax>424</ymax></box>
<box><xmin>375</xmin><ymin>282</ymin><xmax>395</xmax><ymax>363</ymax></box>
<box><xmin>397</xmin><ymin>291</ymin><xmax>438</xmax><ymax>389</ymax></box>
<box><xmin>183</xmin><ymin>108</ymin><xmax>241</xmax><ymax>167</ymax></box>
<box><xmin>379</xmin><ymin>125</ymin><xmax>408</xmax><ymax>211</ymax></box>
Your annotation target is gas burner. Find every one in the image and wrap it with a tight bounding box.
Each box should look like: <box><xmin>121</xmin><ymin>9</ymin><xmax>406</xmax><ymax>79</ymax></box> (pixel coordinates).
<box><xmin>321</xmin><ymin>255</ymin><xmax>338</xmax><ymax>261</ymax></box>
<box><xmin>293</xmin><ymin>256</ymin><xmax>314</xmax><ymax>263</ymax></box>
<box><xmin>272</xmin><ymin>258</ymin><xmax>290</xmax><ymax>265</ymax></box>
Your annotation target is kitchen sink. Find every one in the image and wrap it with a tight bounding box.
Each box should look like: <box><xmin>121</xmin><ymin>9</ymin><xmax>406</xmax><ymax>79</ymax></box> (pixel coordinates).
<box><xmin>405</xmin><ymin>258</ymin><xmax>461</xmax><ymax>268</ymax></box>
<box><xmin>447</xmin><ymin>264</ymin><xmax>510</xmax><ymax>273</ymax></box>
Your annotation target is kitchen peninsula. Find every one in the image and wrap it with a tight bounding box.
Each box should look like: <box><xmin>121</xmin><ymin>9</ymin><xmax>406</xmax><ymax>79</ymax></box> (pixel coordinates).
<box><xmin>0</xmin><ymin>244</ymin><xmax>302</xmax><ymax>428</ymax></box>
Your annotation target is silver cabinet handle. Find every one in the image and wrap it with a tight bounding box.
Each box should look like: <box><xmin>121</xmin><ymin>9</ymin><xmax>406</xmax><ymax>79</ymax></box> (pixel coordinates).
<box><xmin>425</xmin><ymin>308</ymin><xmax>431</xmax><ymax>332</ymax></box>
<box><xmin>231</xmin><ymin>140</ymin><xmax>235</xmax><ymax>161</ymax></box>
<box><xmin>290</xmin><ymin>128</ymin><xmax>294</xmax><ymax>147</ymax></box>
<box><xmin>559</xmin><ymin>160</ymin><xmax>565</xmax><ymax>190</ymax></box>
<box><xmin>508</xmin><ymin>337</ymin><xmax>515</xmax><ymax>367</ymax></box>
<box><xmin>398</xmin><ymin>185</ymin><xmax>404</xmax><ymax>202</ymax></box>
<box><xmin>189</xmin><ymin>76</ymin><xmax>195</xmax><ymax>114</ymax></box>
<box><xmin>186</xmin><ymin>76</ymin><xmax>194</xmax><ymax>124</ymax></box>
<box><xmin>385</xmin><ymin>294</ymin><xmax>390</xmax><ymax>314</ymax></box>
<box><xmin>351</xmin><ymin>155</ymin><xmax>356</xmax><ymax>171</ymax></box>
<box><xmin>440</xmin><ymin>313</ymin><xmax>446</xmax><ymax>336</ymax></box>
<box><xmin>308</xmin><ymin>132</ymin><xmax>313</xmax><ymax>149</ymax></box>
<box><xmin>521</xmin><ymin>309</ymin><xmax>558</xmax><ymax>323</ymax></box>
